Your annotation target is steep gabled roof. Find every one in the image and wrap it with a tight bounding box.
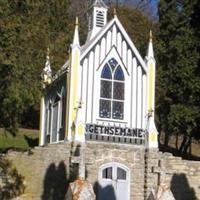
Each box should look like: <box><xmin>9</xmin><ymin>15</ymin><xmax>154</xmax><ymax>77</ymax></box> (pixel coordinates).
<box><xmin>80</xmin><ymin>16</ymin><xmax>147</xmax><ymax>72</ymax></box>
<box><xmin>81</xmin><ymin>18</ymin><xmax>113</xmax><ymax>54</ymax></box>
<box><xmin>93</xmin><ymin>0</ymin><xmax>108</xmax><ymax>8</ymax></box>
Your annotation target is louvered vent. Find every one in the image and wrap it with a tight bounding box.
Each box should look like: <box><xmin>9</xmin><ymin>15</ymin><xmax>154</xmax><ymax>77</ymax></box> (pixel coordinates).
<box><xmin>96</xmin><ymin>11</ymin><xmax>104</xmax><ymax>27</ymax></box>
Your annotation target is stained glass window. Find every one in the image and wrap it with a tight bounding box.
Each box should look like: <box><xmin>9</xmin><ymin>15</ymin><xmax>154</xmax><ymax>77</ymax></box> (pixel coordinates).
<box><xmin>100</xmin><ymin>58</ymin><xmax>125</xmax><ymax>120</ymax></box>
<box><xmin>114</xmin><ymin>66</ymin><xmax>124</xmax><ymax>80</ymax></box>
<box><xmin>101</xmin><ymin>64</ymin><xmax>112</xmax><ymax>79</ymax></box>
<box><xmin>112</xmin><ymin>101</ymin><xmax>124</xmax><ymax>119</ymax></box>
<box><xmin>113</xmin><ymin>82</ymin><xmax>124</xmax><ymax>100</ymax></box>
<box><xmin>101</xmin><ymin>80</ymin><xmax>112</xmax><ymax>98</ymax></box>
<box><xmin>108</xmin><ymin>58</ymin><xmax>118</xmax><ymax>71</ymax></box>
<box><xmin>99</xmin><ymin>99</ymin><xmax>111</xmax><ymax>118</ymax></box>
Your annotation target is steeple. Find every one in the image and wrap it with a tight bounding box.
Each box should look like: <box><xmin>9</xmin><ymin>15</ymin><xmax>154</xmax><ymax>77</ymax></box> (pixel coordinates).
<box><xmin>42</xmin><ymin>48</ymin><xmax>52</xmax><ymax>88</ymax></box>
<box><xmin>145</xmin><ymin>30</ymin><xmax>158</xmax><ymax>148</ymax></box>
<box><xmin>145</xmin><ymin>30</ymin><xmax>156</xmax><ymax>115</ymax></box>
<box><xmin>87</xmin><ymin>0</ymin><xmax>108</xmax><ymax>41</ymax></box>
<box><xmin>72</xmin><ymin>17</ymin><xmax>80</xmax><ymax>48</ymax></box>
<box><xmin>146</xmin><ymin>30</ymin><xmax>154</xmax><ymax>60</ymax></box>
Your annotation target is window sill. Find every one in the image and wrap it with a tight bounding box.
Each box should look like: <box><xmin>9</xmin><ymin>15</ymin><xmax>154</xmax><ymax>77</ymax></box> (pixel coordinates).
<box><xmin>96</xmin><ymin>118</ymin><xmax>128</xmax><ymax>124</ymax></box>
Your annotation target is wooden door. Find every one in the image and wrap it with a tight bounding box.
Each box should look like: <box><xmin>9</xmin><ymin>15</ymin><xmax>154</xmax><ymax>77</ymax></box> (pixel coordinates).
<box><xmin>98</xmin><ymin>163</ymin><xmax>129</xmax><ymax>200</ymax></box>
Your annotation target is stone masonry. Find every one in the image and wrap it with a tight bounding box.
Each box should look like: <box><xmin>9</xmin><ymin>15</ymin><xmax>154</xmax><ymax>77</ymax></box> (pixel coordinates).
<box><xmin>5</xmin><ymin>141</ymin><xmax>200</xmax><ymax>200</ymax></box>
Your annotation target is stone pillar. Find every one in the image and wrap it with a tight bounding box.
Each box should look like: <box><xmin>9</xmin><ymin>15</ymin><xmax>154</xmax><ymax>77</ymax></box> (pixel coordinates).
<box><xmin>144</xmin><ymin>149</ymin><xmax>160</xmax><ymax>199</ymax></box>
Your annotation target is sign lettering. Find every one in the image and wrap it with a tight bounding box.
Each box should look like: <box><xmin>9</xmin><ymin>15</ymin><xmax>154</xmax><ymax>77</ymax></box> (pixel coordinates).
<box><xmin>85</xmin><ymin>123</ymin><xmax>145</xmax><ymax>138</ymax></box>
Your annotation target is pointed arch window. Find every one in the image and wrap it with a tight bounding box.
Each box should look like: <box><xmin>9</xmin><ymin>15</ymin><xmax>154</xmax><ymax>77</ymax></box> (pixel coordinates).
<box><xmin>100</xmin><ymin>58</ymin><xmax>125</xmax><ymax>120</ymax></box>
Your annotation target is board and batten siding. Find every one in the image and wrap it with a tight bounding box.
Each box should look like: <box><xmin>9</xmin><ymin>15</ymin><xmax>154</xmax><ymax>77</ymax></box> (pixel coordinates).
<box><xmin>80</xmin><ymin>24</ymin><xmax>147</xmax><ymax>129</ymax></box>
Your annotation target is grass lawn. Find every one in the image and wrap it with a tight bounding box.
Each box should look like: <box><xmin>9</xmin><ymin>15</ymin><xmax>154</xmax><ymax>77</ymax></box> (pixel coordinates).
<box><xmin>0</xmin><ymin>128</ymin><xmax>39</xmax><ymax>151</ymax></box>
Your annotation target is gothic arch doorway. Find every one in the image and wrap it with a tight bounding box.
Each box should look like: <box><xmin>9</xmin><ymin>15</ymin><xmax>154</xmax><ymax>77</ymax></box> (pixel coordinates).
<box><xmin>97</xmin><ymin>162</ymin><xmax>130</xmax><ymax>200</ymax></box>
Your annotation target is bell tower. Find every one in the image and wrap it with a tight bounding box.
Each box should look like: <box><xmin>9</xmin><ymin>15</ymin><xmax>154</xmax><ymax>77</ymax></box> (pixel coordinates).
<box><xmin>87</xmin><ymin>0</ymin><xmax>108</xmax><ymax>41</ymax></box>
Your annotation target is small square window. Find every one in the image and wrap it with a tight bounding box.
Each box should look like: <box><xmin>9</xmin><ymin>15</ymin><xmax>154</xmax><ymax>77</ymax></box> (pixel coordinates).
<box><xmin>102</xmin><ymin>167</ymin><xmax>112</xmax><ymax>179</ymax></box>
<box><xmin>117</xmin><ymin>167</ymin><xmax>126</xmax><ymax>180</ymax></box>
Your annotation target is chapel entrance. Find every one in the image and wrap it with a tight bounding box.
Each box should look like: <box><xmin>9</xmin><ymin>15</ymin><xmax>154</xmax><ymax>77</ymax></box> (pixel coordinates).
<box><xmin>97</xmin><ymin>163</ymin><xmax>130</xmax><ymax>200</ymax></box>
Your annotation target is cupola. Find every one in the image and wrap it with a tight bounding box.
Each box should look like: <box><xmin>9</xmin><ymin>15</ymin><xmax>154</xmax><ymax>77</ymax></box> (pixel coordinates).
<box><xmin>87</xmin><ymin>0</ymin><xmax>108</xmax><ymax>41</ymax></box>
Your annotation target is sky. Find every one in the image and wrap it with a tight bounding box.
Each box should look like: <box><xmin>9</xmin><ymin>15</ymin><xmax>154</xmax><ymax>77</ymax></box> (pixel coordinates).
<box><xmin>105</xmin><ymin>0</ymin><xmax>159</xmax><ymax>20</ymax></box>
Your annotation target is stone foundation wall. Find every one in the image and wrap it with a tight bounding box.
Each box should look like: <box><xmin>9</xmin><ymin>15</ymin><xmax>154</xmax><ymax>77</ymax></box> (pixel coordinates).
<box><xmin>5</xmin><ymin>142</ymin><xmax>200</xmax><ymax>200</ymax></box>
<box><xmin>6</xmin><ymin>143</ymin><xmax>71</xmax><ymax>199</ymax></box>
<box><xmin>145</xmin><ymin>150</ymin><xmax>200</xmax><ymax>200</ymax></box>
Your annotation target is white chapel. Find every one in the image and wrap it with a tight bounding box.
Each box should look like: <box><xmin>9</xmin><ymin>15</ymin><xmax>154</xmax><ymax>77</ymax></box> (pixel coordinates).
<box><xmin>40</xmin><ymin>0</ymin><xmax>158</xmax><ymax>149</ymax></box>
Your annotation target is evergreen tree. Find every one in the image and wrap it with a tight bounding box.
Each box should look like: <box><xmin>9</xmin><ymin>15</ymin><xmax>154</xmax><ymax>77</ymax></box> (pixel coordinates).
<box><xmin>0</xmin><ymin>0</ymin><xmax>71</xmax><ymax>133</ymax></box>
<box><xmin>112</xmin><ymin>5</ymin><xmax>156</xmax><ymax>56</ymax></box>
<box><xmin>156</xmin><ymin>0</ymin><xmax>200</xmax><ymax>154</ymax></box>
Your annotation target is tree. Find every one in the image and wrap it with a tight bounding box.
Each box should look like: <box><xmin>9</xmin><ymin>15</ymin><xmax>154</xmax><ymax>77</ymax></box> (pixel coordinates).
<box><xmin>156</xmin><ymin>0</ymin><xmax>200</xmax><ymax>155</ymax></box>
<box><xmin>0</xmin><ymin>0</ymin><xmax>72</xmax><ymax>133</ymax></box>
<box><xmin>111</xmin><ymin>5</ymin><xmax>156</xmax><ymax>56</ymax></box>
<box><xmin>0</xmin><ymin>0</ymin><xmax>156</xmax><ymax>134</ymax></box>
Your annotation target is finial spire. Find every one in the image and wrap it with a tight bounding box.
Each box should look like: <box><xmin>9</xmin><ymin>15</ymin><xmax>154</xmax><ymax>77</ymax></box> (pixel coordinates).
<box><xmin>42</xmin><ymin>47</ymin><xmax>52</xmax><ymax>87</ymax></box>
<box><xmin>150</xmin><ymin>30</ymin><xmax>153</xmax><ymax>43</ymax></box>
<box><xmin>146</xmin><ymin>30</ymin><xmax>154</xmax><ymax>59</ymax></box>
<box><xmin>44</xmin><ymin>47</ymin><xmax>51</xmax><ymax>73</ymax></box>
<box><xmin>75</xmin><ymin>16</ymin><xmax>78</xmax><ymax>26</ymax></box>
<box><xmin>72</xmin><ymin>16</ymin><xmax>80</xmax><ymax>47</ymax></box>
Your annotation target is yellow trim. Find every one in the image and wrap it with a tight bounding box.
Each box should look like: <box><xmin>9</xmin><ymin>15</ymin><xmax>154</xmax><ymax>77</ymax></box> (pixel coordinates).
<box><xmin>150</xmin><ymin>131</ymin><xmax>157</xmax><ymax>143</ymax></box>
<box><xmin>65</xmin><ymin>72</ymin><xmax>70</xmax><ymax>138</ymax></box>
<box><xmin>39</xmin><ymin>96</ymin><xmax>44</xmax><ymax>145</ymax></box>
<box><xmin>77</xmin><ymin>123</ymin><xmax>84</xmax><ymax>137</ymax></box>
<box><xmin>65</xmin><ymin>52</ymin><xmax>72</xmax><ymax>137</ymax></box>
<box><xmin>71</xmin><ymin>49</ymin><xmax>79</xmax><ymax>122</ymax></box>
<box><xmin>148</xmin><ymin>63</ymin><xmax>154</xmax><ymax>111</ymax></box>
<box><xmin>66</xmin><ymin>49</ymin><xmax>79</xmax><ymax>140</ymax></box>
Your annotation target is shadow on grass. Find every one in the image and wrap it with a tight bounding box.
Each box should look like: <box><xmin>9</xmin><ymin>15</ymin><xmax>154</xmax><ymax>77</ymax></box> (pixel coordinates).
<box><xmin>0</xmin><ymin>147</ymin><xmax>26</xmax><ymax>154</ymax></box>
<box><xmin>24</xmin><ymin>135</ymin><xmax>39</xmax><ymax>148</ymax></box>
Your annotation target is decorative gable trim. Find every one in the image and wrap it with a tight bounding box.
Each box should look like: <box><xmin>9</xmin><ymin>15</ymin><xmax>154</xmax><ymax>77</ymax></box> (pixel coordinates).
<box><xmin>97</xmin><ymin>45</ymin><xmax>130</xmax><ymax>76</ymax></box>
<box><xmin>81</xmin><ymin>17</ymin><xmax>147</xmax><ymax>73</ymax></box>
<box><xmin>114</xmin><ymin>17</ymin><xmax>147</xmax><ymax>72</ymax></box>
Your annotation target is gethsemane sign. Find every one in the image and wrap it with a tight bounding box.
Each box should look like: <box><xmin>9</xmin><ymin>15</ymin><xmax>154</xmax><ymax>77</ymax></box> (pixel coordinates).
<box><xmin>85</xmin><ymin>123</ymin><xmax>146</xmax><ymax>138</ymax></box>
